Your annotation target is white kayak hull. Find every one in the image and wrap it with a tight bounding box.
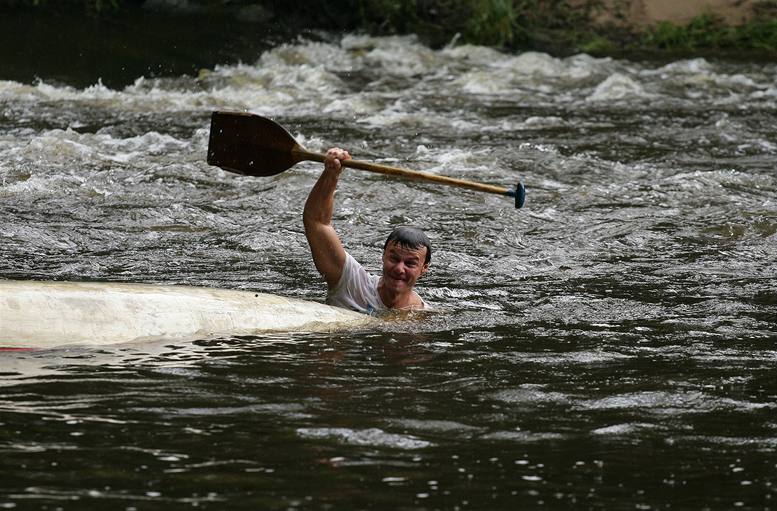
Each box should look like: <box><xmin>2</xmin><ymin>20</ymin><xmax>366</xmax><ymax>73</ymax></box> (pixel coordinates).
<box><xmin>0</xmin><ymin>280</ymin><xmax>372</xmax><ymax>348</ymax></box>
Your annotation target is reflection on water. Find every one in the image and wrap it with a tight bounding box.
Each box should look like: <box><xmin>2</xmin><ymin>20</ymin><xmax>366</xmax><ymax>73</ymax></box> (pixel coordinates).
<box><xmin>1</xmin><ymin>35</ymin><xmax>776</xmax><ymax>509</ymax></box>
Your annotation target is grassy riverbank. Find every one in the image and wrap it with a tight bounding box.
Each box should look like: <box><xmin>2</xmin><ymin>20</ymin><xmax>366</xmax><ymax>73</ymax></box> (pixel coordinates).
<box><xmin>4</xmin><ymin>0</ymin><xmax>777</xmax><ymax>61</ymax></box>
<box><xmin>352</xmin><ymin>0</ymin><xmax>777</xmax><ymax>56</ymax></box>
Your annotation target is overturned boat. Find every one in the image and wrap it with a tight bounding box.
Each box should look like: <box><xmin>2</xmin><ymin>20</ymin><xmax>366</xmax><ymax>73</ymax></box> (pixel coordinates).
<box><xmin>0</xmin><ymin>280</ymin><xmax>372</xmax><ymax>349</ymax></box>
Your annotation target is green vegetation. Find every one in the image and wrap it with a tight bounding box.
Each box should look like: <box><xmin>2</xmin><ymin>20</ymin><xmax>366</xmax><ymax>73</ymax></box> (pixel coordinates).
<box><xmin>641</xmin><ymin>13</ymin><xmax>777</xmax><ymax>52</ymax></box>
<box><xmin>464</xmin><ymin>0</ymin><xmax>518</xmax><ymax>47</ymax></box>
<box><xmin>3</xmin><ymin>0</ymin><xmax>777</xmax><ymax>56</ymax></box>
<box><xmin>349</xmin><ymin>0</ymin><xmax>602</xmax><ymax>51</ymax></box>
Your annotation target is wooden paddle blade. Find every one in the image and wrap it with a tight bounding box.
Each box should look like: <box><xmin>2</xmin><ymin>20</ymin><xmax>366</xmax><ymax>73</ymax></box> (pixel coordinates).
<box><xmin>207</xmin><ymin>111</ymin><xmax>303</xmax><ymax>176</ymax></box>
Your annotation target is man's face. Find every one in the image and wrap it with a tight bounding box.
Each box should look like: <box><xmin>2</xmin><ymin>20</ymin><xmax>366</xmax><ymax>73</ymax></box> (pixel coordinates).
<box><xmin>381</xmin><ymin>241</ymin><xmax>429</xmax><ymax>294</ymax></box>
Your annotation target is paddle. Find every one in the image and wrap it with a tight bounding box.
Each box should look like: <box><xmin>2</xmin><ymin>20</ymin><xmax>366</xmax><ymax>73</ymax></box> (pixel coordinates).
<box><xmin>207</xmin><ymin>111</ymin><xmax>525</xmax><ymax>208</ymax></box>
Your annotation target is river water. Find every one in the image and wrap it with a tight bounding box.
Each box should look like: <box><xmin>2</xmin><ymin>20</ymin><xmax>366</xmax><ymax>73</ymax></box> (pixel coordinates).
<box><xmin>1</xmin><ymin>34</ymin><xmax>776</xmax><ymax>509</ymax></box>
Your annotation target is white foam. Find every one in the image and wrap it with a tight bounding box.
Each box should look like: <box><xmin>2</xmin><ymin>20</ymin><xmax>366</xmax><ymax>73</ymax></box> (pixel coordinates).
<box><xmin>588</xmin><ymin>73</ymin><xmax>649</xmax><ymax>102</ymax></box>
<box><xmin>442</xmin><ymin>44</ymin><xmax>507</xmax><ymax>64</ymax></box>
<box><xmin>0</xmin><ymin>80</ymin><xmax>44</xmax><ymax>101</ymax></box>
<box><xmin>522</xmin><ymin>116</ymin><xmax>567</xmax><ymax>129</ymax></box>
<box><xmin>347</xmin><ymin>35</ymin><xmax>441</xmax><ymax>77</ymax></box>
<box><xmin>259</xmin><ymin>39</ymin><xmax>357</xmax><ymax>71</ymax></box>
<box><xmin>656</xmin><ymin>57</ymin><xmax>714</xmax><ymax>75</ymax></box>
<box><xmin>3</xmin><ymin>128</ymin><xmax>191</xmax><ymax>168</ymax></box>
<box><xmin>1</xmin><ymin>36</ymin><xmax>772</xmax><ymax>119</ymax></box>
<box><xmin>296</xmin><ymin>427</ymin><xmax>432</xmax><ymax>449</ymax></box>
<box><xmin>492</xmin><ymin>385</ymin><xmax>570</xmax><ymax>404</ymax></box>
<box><xmin>592</xmin><ymin>423</ymin><xmax>661</xmax><ymax>435</ymax></box>
<box><xmin>454</xmin><ymin>70</ymin><xmax>516</xmax><ymax>94</ymax></box>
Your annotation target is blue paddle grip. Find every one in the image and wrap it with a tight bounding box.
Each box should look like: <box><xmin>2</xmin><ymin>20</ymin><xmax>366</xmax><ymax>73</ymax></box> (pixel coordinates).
<box><xmin>506</xmin><ymin>182</ymin><xmax>526</xmax><ymax>209</ymax></box>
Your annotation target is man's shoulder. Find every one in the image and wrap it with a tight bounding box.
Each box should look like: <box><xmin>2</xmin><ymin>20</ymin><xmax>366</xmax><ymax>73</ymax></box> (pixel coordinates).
<box><xmin>327</xmin><ymin>251</ymin><xmax>384</xmax><ymax>314</ymax></box>
<box><xmin>343</xmin><ymin>251</ymin><xmax>379</xmax><ymax>280</ymax></box>
<box><xmin>410</xmin><ymin>291</ymin><xmax>429</xmax><ymax>310</ymax></box>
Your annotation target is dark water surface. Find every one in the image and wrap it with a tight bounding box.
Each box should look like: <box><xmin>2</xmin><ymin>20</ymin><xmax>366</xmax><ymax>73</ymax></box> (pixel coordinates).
<box><xmin>1</xmin><ymin>35</ymin><xmax>776</xmax><ymax>509</ymax></box>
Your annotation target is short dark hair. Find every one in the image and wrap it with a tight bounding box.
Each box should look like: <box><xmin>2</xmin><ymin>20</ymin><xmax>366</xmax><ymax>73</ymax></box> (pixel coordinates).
<box><xmin>383</xmin><ymin>226</ymin><xmax>431</xmax><ymax>264</ymax></box>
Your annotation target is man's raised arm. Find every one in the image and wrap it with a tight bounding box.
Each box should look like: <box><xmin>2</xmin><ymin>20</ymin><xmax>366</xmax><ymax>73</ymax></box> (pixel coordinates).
<box><xmin>303</xmin><ymin>148</ymin><xmax>351</xmax><ymax>287</ymax></box>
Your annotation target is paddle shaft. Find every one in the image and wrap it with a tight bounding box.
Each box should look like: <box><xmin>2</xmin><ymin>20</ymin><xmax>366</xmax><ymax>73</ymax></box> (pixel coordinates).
<box><xmin>293</xmin><ymin>147</ymin><xmax>512</xmax><ymax>196</ymax></box>
<box><xmin>206</xmin><ymin>111</ymin><xmax>525</xmax><ymax>207</ymax></box>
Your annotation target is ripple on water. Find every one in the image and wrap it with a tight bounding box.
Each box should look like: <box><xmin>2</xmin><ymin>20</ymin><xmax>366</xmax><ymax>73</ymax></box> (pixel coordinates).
<box><xmin>296</xmin><ymin>427</ymin><xmax>432</xmax><ymax>450</ymax></box>
<box><xmin>580</xmin><ymin>390</ymin><xmax>775</xmax><ymax>415</ymax></box>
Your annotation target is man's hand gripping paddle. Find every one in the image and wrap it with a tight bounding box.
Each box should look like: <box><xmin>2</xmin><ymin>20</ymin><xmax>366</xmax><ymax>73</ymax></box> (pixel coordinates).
<box><xmin>206</xmin><ymin>111</ymin><xmax>525</xmax><ymax>208</ymax></box>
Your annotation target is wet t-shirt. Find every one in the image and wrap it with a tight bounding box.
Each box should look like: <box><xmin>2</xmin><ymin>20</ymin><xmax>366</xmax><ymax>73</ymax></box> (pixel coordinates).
<box><xmin>326</xmin><ymin>252</ymin><xmax>427</xmax><ymax>315</ymax></box>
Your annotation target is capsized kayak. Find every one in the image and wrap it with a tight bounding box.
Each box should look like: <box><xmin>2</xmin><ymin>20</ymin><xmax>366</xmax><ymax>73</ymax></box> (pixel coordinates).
<box><xmin>0</xmin><ymin>280</ymin><xmax>373</xmax><ymax>348</ymax></box>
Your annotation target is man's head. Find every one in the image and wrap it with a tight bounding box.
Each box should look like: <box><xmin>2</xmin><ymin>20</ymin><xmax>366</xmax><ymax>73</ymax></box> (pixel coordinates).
<box><xmin>381</xmin><ymin>227</ymin><xmax>431</xmax><ymax>294</ymax></box>
<box><xmin>383</xmin><ymin>226</ymin><xmax>431</xmax><ymax>264</ymax></box>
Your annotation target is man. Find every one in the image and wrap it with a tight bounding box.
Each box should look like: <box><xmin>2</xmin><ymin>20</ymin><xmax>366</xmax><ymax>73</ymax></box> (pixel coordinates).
<box><xmin>303</xmin><ymin>148</ymin><xmax>431</xmax><ymax>314</ymax></box>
